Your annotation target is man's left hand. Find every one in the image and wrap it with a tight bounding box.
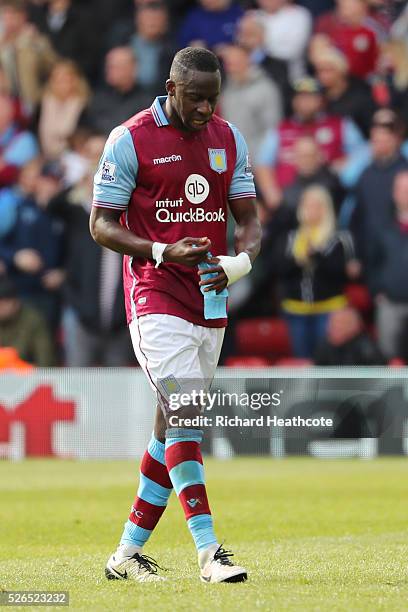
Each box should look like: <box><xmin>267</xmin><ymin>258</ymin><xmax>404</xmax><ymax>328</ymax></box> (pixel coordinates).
<box><xmin>198</xmin><ymin>257</ymin><xmax>228</xmax><ymax>294</ymax></box>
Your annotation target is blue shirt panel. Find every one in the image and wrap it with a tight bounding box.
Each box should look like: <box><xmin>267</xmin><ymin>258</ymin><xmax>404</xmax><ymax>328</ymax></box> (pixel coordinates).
<box><xmin>228</xmin><ymin>123</ymin><xmax>256</xmax><ymax>199</ymax></box>
<box><xmin>93</xmin><ymin>126</ymin><xmax>138</xmax><ymax>210</ymax></box>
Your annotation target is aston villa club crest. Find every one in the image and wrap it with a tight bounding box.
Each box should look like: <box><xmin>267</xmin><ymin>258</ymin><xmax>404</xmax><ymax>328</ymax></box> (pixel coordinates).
<box><xmin>208</xmin><ymin>148</ymin><xmax>227</xmax><ymax>174</ymax></box>
<box><xmin>158</xmin><ymin>374</ymin><xmax>181</xmax><ymax>397</ymax></box>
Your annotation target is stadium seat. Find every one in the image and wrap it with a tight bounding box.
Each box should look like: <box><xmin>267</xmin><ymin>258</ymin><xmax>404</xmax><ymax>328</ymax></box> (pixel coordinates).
<box><xmin>274</xmin><ymin>357</ymin><xmax>313</xmax><ymax>367</ymax></box>
<box><xmin>224</xmin><ymin>356</ymin><xmax>273</xmax><ymax>367</ymax></box>
<box><xmin>345</xmin><ymin>283</ymin><xmax>372</xmax><ymax>314</ymax></box>
<box><xmin>235</xmin><ymin>317</ymin><xmax>291</xmax><ymax>358</ymax></box>
<box><xmin>388</xmin><ymin>358</ymin><xmax>406</xmax><ymax>367</ymax></box>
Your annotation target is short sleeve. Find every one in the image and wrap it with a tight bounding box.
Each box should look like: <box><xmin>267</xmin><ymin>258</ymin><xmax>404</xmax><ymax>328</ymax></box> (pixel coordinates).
<box><xmin>228</xmin><ymin>123</ymin><xmax>257</xmax><ymax>201</ymax></box>
<box><xmin>93</xmin><ymin>125</ymin><xmax>138</xmax><ymax>211</ymax></box>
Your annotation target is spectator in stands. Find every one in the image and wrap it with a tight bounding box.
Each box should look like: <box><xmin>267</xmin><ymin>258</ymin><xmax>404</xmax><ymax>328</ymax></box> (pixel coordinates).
<box><xmin>315</xmin><ymin>0</ymin><xmax>379</xmax><ymax>80</ymax></box>
<box><xmin>0</xmin><ymin>158</ymin><xmax>64</xmax><ymax>329</ymax></box>
<box><xmin>58</xmin><ymin>127</ymin><xmax>101</xmax><ymax>188</ymax></box>
<box><xmin>30</xmin><ymin>0</ymin><xmax>100</xmax><ymax>82</ymax></box>
<box><xmin>46</xmin><ymin>147</ymin><xmax>134</xmax><ymax>366</ymax></box>
<box><xmin>178</xmin><ymin>0</ymin><xmax>243</xmax><ymax>51</ymax></box>
<box><xmin>0</xmin><ymin>276</ymin><xmax>56</xmax><ymax>366</ymax></box>
<box><xmin>380</xmin><ymin>39</ymin><xmax>408</xmax><ymax>126</ymax></box>
<box><xmin>37</xmin><ymin>60</ymin><xmax>90</xmax><ymax>160</ymax></box>
<box><xmin>261</xmin><ymin>135</ymin><xmax>346</xmax><ymax>266</ymax></box>
<box><xmin>128</xmin><ymin>2</ymin><xmax>175</xmax><ymax>92</ymax></box>
<box><xmin>314</xmin><ymin>306</ymin><xmax>385</xmax><ymax>365</ymax></box>
<box><xmin>308</xmin><ymin>30</ymin><xmax>332</xmax><ymax>67</ymax></box>
<box><xmin>350</xmin><ymin>109</ymin><xmax>408</xmax><ymax>269</ymax></box>
<box><xmin>255</xmin><ymin>0</ymin><xmax>312</xmax><ymax>80</ymax></box>
<box><xmin>275</xmin><ymin>185</ymin><xmax>356</xmax><ymax>358</ymax></box>
<box><xmin>235</xmin><ymin>11</ymin><xmax>291</xmax><ymax>113</ymax></box>
<box><xmin>0</xmin><ymin>0</ymin><xmax>56</xmax><ymax>114</ymax></box>
<box><xmin>255</xmin><ymin>77</ymin><xmax>365</xmax><ymax>211</ymax></box>
<box><xmin>313</xmin><ymin>45</ymin><xmax>376</xmax><ymax>137</ymax></box>
<box><xmin>220</xmin><ymin>44</ymin><xmax>282</xmax><ymax>160</ymax></box>
<box><xmin>109</xmin><ymin>1</ymin><xmax>175</xmax><ymax>92</ymax></box>
<box><xmin>283</xmin><ymin>136</ymin><xmax>346</xmax><ymax>216</ymax></box>
<box><xmin>75</xmin><ymin>0</ymin><xmax>134</xmax><ymax>41</ymax></box>
<box><xmin>0</xmin><ymin>63</ymin><xmax>27</xmax><ymax>126</ymax></box>
<box><xmin>0</xmin><ymin>94</ymin><xmax>38</xmax><ymax>187</ymax></box>
<box><xmin>261</xmin><ymin>136</ymin><xmax>346</xmax><ymax>256</ymax></box>
<box><xmin>84</xmin><ymin>47</ymin><xmax>153</xmax><ymax>135</ymax></box>
<box><xmin>369</xmin><ymin>171</ymin><xmax>408</xmax><ymax>359</ymax></box>
<box><xmin>132</xmin><ymin>0</ymin><xmax>194</xmax><ymax>32</ymax></box>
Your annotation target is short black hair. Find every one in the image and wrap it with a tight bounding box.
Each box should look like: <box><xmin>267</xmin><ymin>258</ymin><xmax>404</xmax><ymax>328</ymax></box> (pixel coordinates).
<box><xmin>170</xmin><ymin>47</ymin><xmax>221</xmax><ymax>82</ymax></box>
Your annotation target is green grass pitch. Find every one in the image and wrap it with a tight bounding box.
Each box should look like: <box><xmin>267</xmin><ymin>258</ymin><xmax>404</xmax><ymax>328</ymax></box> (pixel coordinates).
<box><xmin>1</xmin><ymin>457</ymin><xmax>408</xmax><ymax>611</ymax></box>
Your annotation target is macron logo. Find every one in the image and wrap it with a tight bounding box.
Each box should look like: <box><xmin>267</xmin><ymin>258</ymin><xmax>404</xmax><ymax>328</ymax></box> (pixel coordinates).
<box><xmin>153</xmin><ymin>154</ymin><xmax>182</xmax><ymax>165</ymax></box>
<box><xmin>187</xmin><ymin>498</ymin><xmax>202</xmax><ymax>508</ymax></box>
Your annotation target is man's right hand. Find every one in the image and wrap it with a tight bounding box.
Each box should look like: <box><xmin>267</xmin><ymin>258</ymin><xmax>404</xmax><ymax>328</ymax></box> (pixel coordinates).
<box><xmin>163</xmin><ymin>237</ymin><xmax>211</xmax><ymax>267</ymax></box>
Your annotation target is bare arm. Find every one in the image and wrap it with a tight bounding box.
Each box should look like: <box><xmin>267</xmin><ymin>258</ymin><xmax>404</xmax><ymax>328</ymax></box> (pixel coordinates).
<box><xmin>229</xmin><ymin>197</ymin><xmax>262</xmax><ymax>264</ymax></box>
<box><xmin>90</xmin><ymin>207</ymin><xmax>153</xmax><ymax>258</ymax></box>
<box><xmin>89</xmin><ymin>207</ymin><xmax>212</xmax><ymax>266</ymax></box>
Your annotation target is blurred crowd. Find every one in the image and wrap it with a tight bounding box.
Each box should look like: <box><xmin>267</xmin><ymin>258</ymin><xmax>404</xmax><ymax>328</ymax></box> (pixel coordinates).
<box><xmin>0</xmin><ymin>0</ymin><xmax>408</xmax><ymax>367</ymax></box>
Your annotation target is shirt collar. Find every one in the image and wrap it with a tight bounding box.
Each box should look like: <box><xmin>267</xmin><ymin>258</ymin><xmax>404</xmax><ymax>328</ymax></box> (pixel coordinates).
<box><xmin>150</xmin><ymin>96</ymin><xmax>169</xmax><ymax>127</ymax></box>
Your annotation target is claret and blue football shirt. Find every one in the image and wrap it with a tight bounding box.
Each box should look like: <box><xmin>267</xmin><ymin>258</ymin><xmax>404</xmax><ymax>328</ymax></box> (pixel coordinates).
<box><xmin>93</xmin><ymin>96</ymin><xmax>256</xmax><ymax>327</ymax></box>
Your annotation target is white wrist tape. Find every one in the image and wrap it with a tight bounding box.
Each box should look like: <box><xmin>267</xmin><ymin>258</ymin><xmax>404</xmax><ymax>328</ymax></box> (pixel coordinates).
<box><xmin>217</xmin><ymin>252</ymin><xmax>252</xmax><ymax>286</ymax></box>
<box><xmin>152</xmin><ymin>242</ymin><xmax>168</xmax><ymax>268</ymax></box>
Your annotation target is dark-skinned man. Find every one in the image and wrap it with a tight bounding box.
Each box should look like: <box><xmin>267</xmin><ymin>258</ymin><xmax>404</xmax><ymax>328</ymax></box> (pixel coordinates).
<box><xmin>90</xmin><ymin>47</ymin><xmax>261</xmax><ymax>584</ymax></box>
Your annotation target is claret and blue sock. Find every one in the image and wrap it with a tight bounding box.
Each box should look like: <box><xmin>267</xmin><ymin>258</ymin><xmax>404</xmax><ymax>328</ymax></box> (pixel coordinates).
<box><xmin>164</xmin><ymin>427</ymin><xmax>219</xmax><ymax>562</ymax></box>
<box><xmin>118</xmin><ymin>427</ymin><xmax>219</xmax><ymax>568</ymax></box>
<box><xmin>120</xmin><ymin>435</ymin><xmax>173</xmax><ymax>551</ymax></box>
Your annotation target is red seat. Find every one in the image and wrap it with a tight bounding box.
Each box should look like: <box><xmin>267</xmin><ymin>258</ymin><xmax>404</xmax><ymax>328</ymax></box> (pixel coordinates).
<box><xmin>346</xmin><ymin>284</ymin><xmax>372</xmax><ymax>314</ymax></box>
<box><xmin>388</xmin><ymin>358</ymin><xmax>406</xmax><ymax>368</ymax></box>
<box><xmin>274</xmin><ymin>357</ymin><xmax>313</xmax><ymax>367</ymax></box>
<box><xmin>225</xmin><ymin>356</ymin><xmax>273</xmax><ymax>368</ymax></box>
<box><xmin>235</xmin><ymin>317</ymin><xmax>291</xmax><ymax>357</ymax></box>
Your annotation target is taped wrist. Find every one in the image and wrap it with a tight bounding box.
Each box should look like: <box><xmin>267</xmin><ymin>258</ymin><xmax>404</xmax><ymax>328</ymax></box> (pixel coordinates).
<box><xmin>217</xmin><ymin>252</ymin><xmax>252</xmax><ymax>286</ymax></box>
<box><xmin>152</xmin><ymin>242</ymin><xmax>168</xmax><ymax>268</ymax></box>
